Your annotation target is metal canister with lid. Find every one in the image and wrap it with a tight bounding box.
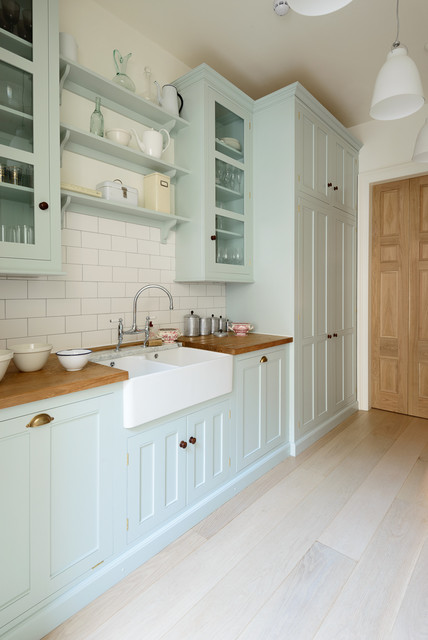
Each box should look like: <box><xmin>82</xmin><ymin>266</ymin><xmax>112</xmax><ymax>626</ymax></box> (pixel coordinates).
<box><xmin>218</xmin><ymin>315</ymin><xmax>228</xmax><ymax>332</ymax></box>
<box><xmin>200</xmin><ymin>317</ymin><xmax>211</xmax><ymax>335</ymax></box>
<box><xmin>210</xmin><ymin>314</ymin><xmax>219</xmax><ymax>334</ymax></box>
<box><xmin>183</xmin><ymin>310</ymin><xmax>200</xmax><ymax>336</ymax></box>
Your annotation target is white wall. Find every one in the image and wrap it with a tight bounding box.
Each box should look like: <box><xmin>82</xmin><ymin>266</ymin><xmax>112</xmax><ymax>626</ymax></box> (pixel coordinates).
<box><xmin>349</xmin><ymin>105</ymin><xmax>428</xmax><ymax>410</ymax></box>
<box><xmin>0</xmin><ymin>0</ymin><xmax>226</xmax><ymax>351</ymax></box>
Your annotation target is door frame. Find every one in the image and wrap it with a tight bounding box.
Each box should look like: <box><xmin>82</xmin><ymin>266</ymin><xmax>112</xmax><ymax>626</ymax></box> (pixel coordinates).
<box><xmin>357</xmin><ymin>163</ymin><xmax>428</xmax><ymax>410</ymax></box>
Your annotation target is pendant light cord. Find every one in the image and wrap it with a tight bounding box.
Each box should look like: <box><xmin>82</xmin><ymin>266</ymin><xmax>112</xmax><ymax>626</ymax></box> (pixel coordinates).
<box><xmin>393</xmin><ymin>0</ymin><xmax>400</xmax><ymax>48</ymax></box>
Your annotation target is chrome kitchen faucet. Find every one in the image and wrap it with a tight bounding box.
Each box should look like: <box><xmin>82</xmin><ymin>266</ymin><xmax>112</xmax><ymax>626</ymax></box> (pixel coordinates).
<box><xmin>113</xmin><ymin>285</ymin><xmax>174</xmax><ymax>351</ymax></box>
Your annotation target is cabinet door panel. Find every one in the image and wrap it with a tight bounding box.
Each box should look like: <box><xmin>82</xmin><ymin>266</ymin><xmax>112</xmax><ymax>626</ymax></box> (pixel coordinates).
<box><xmin>0</xmin><ymin>433</ymin><xmax>31</xmax><ymax>615</ymax></box>
<box><xmin>241</xmin><ymin>365</ymin><xmax>262</xmax><ymax>460</ymax></box>
<box><xmin>265</xmin><ymin>355</ymin><xmax>283</xmax><ymax>445</ymax></box>
<box><xmin>127</xmin><ymin>418</ymin><xmax>186</xmax><ymax>542</ymax></box>
<box><xmin>187</xmin><ymin>401</ymin><xmax>230</xmax><ymax>503</ymax></box>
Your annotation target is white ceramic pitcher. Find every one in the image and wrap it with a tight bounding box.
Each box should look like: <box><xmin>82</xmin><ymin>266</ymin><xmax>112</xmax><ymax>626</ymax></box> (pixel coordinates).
<box><xmin>131</xmin><ymin>128</ymin><xmax>170</xmax><ymax>158</ymax></box>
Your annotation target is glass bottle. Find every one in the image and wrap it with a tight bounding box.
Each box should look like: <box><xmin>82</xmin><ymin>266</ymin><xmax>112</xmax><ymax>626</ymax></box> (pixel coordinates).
<box><xmin>112</xmin><ymin>49</ymin><xmax>136</xmax><ymax>92</ymax></box>
<box><xmin>90</xmin><ymin>96</ymin><xmax>104</xmax><ymax>137</ymax></box>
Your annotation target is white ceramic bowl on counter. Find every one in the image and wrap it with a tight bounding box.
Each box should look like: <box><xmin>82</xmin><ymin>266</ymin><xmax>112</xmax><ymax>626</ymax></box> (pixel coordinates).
<box><xmin>0</xmin><ymin>349</ymin><xmax>13</xmax><ymax>381</ymax></box>
<box><xmin>56</xmin><ymin>349</ymin><xmax>92</xmax><ymax>371</ymax></box>
<box><xmin>10</xmin><ymin>343</ymin><xmax>52</xmax><ymax>372</ymax></box>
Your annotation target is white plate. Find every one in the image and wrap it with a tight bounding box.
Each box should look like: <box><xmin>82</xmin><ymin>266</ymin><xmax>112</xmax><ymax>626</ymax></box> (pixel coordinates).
<box><xmin>220</xmin><ymin>137</ymin><xmax>241</xmax><ymax>151</ymax></box>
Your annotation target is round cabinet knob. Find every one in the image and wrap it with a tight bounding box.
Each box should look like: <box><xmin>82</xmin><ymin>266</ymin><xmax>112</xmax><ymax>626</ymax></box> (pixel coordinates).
<box><xmin>260</xmin><ymin>356</ymin><xmax>268</xmax><ymax>364</ymax></box>
<box><xmin>179</xmin><ymin>440</ymin><xmax>188</xmax><ymax>449</ymax></box>
<box><xmin>333</xmin><ymin>186</ymin><xmax>339</xmax><ymax>191</ymax></box>
<box><xmin>26</xmin><ymin>413</ymin><xmax>54</xmax><ymax>429</ymax></box>
<box><xmin>333</xmin><ymin>333</ymin><xmax>338</xmax><ymax>337</ymax></box>
<box><xmin>327</xmin><ymin>182</ymin><xmax>333</xmax><ymax>188</ymax></box>
<box><xmin>327</xmin><ymin>334</ymin><xmax>332</xmax><ymax>339</ymax></box>
<box><xmin>210</xmin><ymin>235</ymin><xmax>217</xmax><ymax>241</ymax></box>
<box><xmin>189</xmin><ymin>436</ymin><xmax>196</xmax><ymax>444</ymax></box>
<box><xmin>38</xmin><ymin>201</ymin><xmax>49</xmax><ymax>210</ymax></box>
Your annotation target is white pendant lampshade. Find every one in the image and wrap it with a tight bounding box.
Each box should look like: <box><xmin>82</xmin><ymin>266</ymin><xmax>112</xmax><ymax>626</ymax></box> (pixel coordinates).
<box><xmin>413</xmin><ymin>119</ymin><xmax>428</xmax><ymax>162</ymax></box>
<box><xmin>287</xmin><ymin>0</ymin><xmax>352</xmax><ymax>16</ymax></box>
<box><xmin>370</xmin><ymin>45</ymin><xmax>425</xmax><ymax>120</ymax></box>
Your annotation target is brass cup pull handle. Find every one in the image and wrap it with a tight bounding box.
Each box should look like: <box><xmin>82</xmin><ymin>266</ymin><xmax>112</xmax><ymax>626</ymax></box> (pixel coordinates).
<box><xmin>179</xmin><ymin>440</ymin><xmax>188</xmax><ymax>449</ymax></box>
<box><xmin>260</xmin><ymin>356</ymin><xmax>268</xmax><ymax>364</ymax></box>
<box><xmin>189</xmin><ymin>436</ymin><xmax>196</xmax><ymax>444</ymax></box>
<box><xmin>26</xmin><ymin>413</ymin><xmax>54</xmax><ymax>429</ymax></box>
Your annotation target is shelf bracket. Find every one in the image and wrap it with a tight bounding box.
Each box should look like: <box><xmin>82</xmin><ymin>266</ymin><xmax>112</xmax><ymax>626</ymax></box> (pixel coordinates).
<box><xmin>162</xmin><ymin>119</ymin><xmax>177</xmax><ymax>134</ymax></box>
<box><xmin>160</xmin><ymin>219</ymin><xmax>177</xmax><ymax>244</ymax></box>
<box><xmin>163</xmin><ymin>169</ymin><xmax>177</xmax><ymax>180</ymax></box>
<box><xmin>59</xmin><ymin>128</ymin><xmax>70</xmax><ymax>166</ymax></box>
<box><xmin>61</xmin><ymin>195</ymin><xmax>71</xmax><ymax>228</ymax></box>
<box><xmin>59</xmin><ymin>63</ymin><xmax>71</xmax><ymax>106</ymax></box>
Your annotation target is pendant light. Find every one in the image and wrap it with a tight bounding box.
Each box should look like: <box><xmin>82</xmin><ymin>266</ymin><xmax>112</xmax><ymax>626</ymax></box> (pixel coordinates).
<box><xmin>286</xmin><ymin>0</ymin><xmax>352</xmax><ymax>16</ymax></box>
<box><xmin>370</xmin><ymin>0</ymin><xmax>424</xmax><ymax>120</ymax></box>
<box><xmin>413</xmin><ymin>119</ymin><xmax>428</xmax><ymax>162</ymax></box>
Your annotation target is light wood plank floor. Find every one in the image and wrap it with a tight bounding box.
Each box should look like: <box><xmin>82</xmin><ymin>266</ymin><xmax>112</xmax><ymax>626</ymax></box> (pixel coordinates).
<box><xmin>44</xmin><ymin>409</ymin><xmax>428</xmax><ymax>640</ymax></box>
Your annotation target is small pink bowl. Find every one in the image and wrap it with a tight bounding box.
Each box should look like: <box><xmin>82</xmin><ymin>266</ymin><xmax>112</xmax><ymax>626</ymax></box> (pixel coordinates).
<box><xmin>157</xmin><ymin>328</ymin><xmax>182</xmax><ymax>343</ymax></box>
<box><xmin>229</xmin><ymin>322</ymin><xmax>254</xmax><ymax>336</ymax></box>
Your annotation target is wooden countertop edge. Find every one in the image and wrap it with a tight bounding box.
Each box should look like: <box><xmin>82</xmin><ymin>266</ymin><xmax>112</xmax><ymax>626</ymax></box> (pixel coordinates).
<box><xmin>179</xmin><ymin>334</ymin><xmax>293</xmax><ymax>355</ymax></box>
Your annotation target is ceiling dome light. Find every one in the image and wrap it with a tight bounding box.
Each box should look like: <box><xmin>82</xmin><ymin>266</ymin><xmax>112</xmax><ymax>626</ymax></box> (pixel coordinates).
<box><xmin>413</xmin><ymin>119</ymin><xmax>428</xmax><ymax>163</ymax></box>
<box><xmin>370</xmin><ymin>45</ymin><xmax>424</xmax><ymax>120</ymax></box>
<box><xmin>287</xmin><ymin>0</ymin><xmax>352</xmax><ymax>16</ymax></box>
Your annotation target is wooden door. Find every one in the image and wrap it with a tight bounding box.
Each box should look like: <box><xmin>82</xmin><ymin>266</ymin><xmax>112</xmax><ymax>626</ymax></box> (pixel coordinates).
<box><xmin>371</xmin><ymin>179</ymin><xmax>409</xmax><ymax>413</ymax></box>
<box><xmin>409</xmin><ymin>175</ymin><xmax>428</xmax><ymax>418</ymax></box>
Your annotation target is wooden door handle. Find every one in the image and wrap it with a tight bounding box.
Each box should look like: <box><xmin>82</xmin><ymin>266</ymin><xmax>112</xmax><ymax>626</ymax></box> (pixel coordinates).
<box><xmin>179</xmin><ymin>440</ymin><xmax>188</xmax><ymax>449</ymax></box>
<box><xmin>189</xmin><ymin>436</ymin><xmax>196</xmax><ymax>444</ymax></box>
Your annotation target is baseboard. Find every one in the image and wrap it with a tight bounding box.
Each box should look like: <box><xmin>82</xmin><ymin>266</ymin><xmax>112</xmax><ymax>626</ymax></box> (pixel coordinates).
<box><xmin>1</xmin><ymin>442</ymin><xmax>290</xmax><ymax>640</ymax></box>
<box><xmin>289</xmin><ymin>403</ymin><xmax>358</xmax><ymax>456</ymax></box>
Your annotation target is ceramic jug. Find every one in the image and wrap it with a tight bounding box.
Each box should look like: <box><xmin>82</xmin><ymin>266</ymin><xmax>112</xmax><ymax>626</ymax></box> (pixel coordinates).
<box><xmin>131</xmin><ymin>128</ymin><xmax>170</xmax><ymax>159</ymax></box>
<box><xmin>154</xmin><ymin>82</ymin><xmax>183</xmax><ymax>116</ymax></box>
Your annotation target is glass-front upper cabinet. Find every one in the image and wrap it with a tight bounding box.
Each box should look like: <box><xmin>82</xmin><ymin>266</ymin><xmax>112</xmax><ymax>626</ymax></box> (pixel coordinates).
<box><xmin>0</xmin><ymin>0</ymin><xmax>61</xmax><ymax>275</ymax></box>
<box><xmin>211</xmin><ymin>92</ymin><xmax>251</xmax><ymax>276</ymax></box>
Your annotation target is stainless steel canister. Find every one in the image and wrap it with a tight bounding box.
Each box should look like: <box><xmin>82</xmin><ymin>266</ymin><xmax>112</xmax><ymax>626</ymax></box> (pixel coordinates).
<box><xmin>218</xmin><ymin>315</ymin><xmax>228</xmax><ymax>332</ymax></box>
<box><xmin>200</xmin><ymin>317</ymin><xmax>211</xmax><ymax>335</ymax></box>
<box><xmin>210</xmin><ymin>314</ymin><xmax>219</xmax><ymax>334</ymax></box>
<box><xmin>183</xmin><ymin>310</ymin><xmax>200</xmax><ymax>336</ymax></box>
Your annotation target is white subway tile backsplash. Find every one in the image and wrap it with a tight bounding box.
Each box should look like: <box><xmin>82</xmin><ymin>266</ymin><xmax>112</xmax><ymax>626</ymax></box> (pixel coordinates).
<box><xmin>112</xmin><ymin>235</ymin><xmax>138</xmax><ymax>253</ymax></box>
<box><xmin>2</xmin><ymin>214</ymin><xmax>226</xmax><ymax>349</ymax></box>
<box><xmin>65</xmin><ymin>281</ymin><xmax>98</xmax><ymax>299</ymax></box>
<box><xmin>1</xmin><ymin>319</ymin><xmax>28</xmax><ymax>340</ymax></box>
<box><xmin>28</xmin><ymin>281</ymin><xmax>65</xmax><ymax>299</ymax></box>
<box><xmin>66</xmin><ymin>314</ymin><xmax>97</xmax><ymax>333</ymax></box>
<box><xmin>82</xmin><ymin>231</ymin><xmax>111</xmax><ymax>250</ymax></box>
<box><xmin>66</xmin><ymin>211</ymin><xmax>98</xmax><ymax>232</ymax></box>
<box><xmin>82</xmin><ymin>265</ymin><xmax>113</xmax><ymax>282</ymax></box>
<box><xmin>47</xmin><ymin>299</ymin><xmax>81</xmax><ymax>316</ymax></box>
<box><xmin>6</xmin><ymin>299</ymin><xmax>46</xmax><ymax>319</ymax></box>
<box><xmin>0</xmin><ymin>280</ymin><xmax>28</xmax><ymax>299</ymax></box>
<box><xmin>98</xmin><ymin>250</ymin><xmax>126</xmax><ymax>267</ymax></box>
<box><xmin>67</xmin><ymin>246</ymin><xmax>99</xmax><ymax>265</ymax></box>
<box><xmin>98</xmin><ymin>218</ymin><xmax>126</xmax><ymax>237</ymax></box>
<box><xmin>29</xmin><ymin>316</ymin><xmax>65</xmax><ymax>336</ymax></box>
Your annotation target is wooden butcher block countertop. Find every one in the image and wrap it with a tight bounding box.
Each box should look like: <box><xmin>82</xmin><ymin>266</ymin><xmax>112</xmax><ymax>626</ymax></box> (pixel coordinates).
<box><xmin>179</xmin><ymin>333</ymin><xmax>293</xmax><ymax>355</ymax></box>
<box><xmin>0</xmin><ymin>355</ymin><xmax>128</xmax><ymax>410</ymax></box>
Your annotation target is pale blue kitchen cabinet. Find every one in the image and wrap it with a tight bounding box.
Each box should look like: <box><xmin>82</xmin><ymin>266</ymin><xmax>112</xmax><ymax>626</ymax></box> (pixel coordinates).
<box><xmin>0</xmin><ymin>0</ymin><xmax>61</xmax><ymax>275</ymax></box>
<box><xmin>235</xmin><ymin>346</ymin><xmax>288</xmax><ymax>471</ymax></box>
<box><xmin>0</xmin><ymin>387</ymin><xmax>119</xmax><ymax>633</ymax></box>
<box><xmin>126</xmin><ymin>399</ymin><xmax>231</xmax><ymax>543</ymax></box>
<box><xmin>173</xmin><ymin>64</ymin><xmax>254</xmax><ymax>282</ymax></box>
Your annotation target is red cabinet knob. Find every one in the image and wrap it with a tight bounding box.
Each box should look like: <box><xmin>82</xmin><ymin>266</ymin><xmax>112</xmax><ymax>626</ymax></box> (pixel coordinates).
<box><xmin>38</xmin><ymin>201</ymin><xmax>49</xmax><ymax>210</ymax></box>
<box><xmin>189</xmin><ymin>436</ymin><xmax>196</xmax><ymax>444</ymax></box>
<box><xmin>210</xmin><ymin>235</ymin><xmax>216</xmax><ymax>241</ymax></box>
<box><xmin>179</xmin><ymin>440</ymin><xmax>187</xmax><ymax>449</ymax></box>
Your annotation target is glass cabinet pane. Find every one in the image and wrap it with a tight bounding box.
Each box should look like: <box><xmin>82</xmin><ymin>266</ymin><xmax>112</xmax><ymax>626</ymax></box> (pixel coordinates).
<box><xmin>0</xmin><ymin>0</ymin><xmax>33</xmax><ymax>50</ymax></box>
<box><xmin>215</xmin><ymin>102</ymin><xmax>244</xmax><ymax>162</ymax></box>
<box><xmin>215</xmin><ymin>158</ymin><xmax>244</xmax><ymax>214</ymax></box>
<box><xmin>215</xmin><ymin>215</ymin><xmax>244</xmax><ymax>266</ymax></box>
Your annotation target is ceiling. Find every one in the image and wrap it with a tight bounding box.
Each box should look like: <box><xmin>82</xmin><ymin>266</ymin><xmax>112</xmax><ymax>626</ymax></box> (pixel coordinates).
<box><xmin>94</xmin><ymin>0</ymin><xmax>428</xmax><ymax>128</ymax></box>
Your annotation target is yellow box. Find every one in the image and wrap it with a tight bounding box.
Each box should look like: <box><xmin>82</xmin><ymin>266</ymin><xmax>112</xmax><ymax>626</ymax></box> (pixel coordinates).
<box><xmin>144</xmin><ymin>173</ymin><xmax>171</xmax><ymax>214</ymax></box>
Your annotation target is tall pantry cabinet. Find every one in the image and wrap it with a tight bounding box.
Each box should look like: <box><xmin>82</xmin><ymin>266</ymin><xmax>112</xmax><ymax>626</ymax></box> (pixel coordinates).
<box><xmin>226</xmin><ymin>83</ymin><xmax>361</xmax><ymax>454</ymax></box>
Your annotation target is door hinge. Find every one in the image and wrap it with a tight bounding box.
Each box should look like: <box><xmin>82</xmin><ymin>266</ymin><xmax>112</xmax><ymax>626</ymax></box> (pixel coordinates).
<box><xmin>249</xmin><ymin>191</ymin><xmax>251</xmax><ymax>199</ymax></box>
<box><xmin>91</xmin><ymin>560</ymin><xmax>104</xmax><ymax>570</ymax></box>
<box><xmin>298</xmin><ymin>111</ymin><xmax>301</xmax><ymax>120</ymax></box>
<box><xmin>229</xmin><ymin>409</ymin><xmax>231</xmax><ymax>419</ymax></box>
<box><xmin>297</xmin><ymin>174</ymin><xmax>301</xmax><ymax>182</ymax></box>
<box><xmin>126</xmin><ymin>518</ymin><xmax>129</xmax><ymax>531</ymax></box>
<box><xmin>229</xmin><ymin>457</ymin><xmax>231</xmax><ymax>467</ymax></box>
<box><xmin>126</xmin><ymin>453</ymin><xmax>129</xmax><ymax>466</ymax></box>
<box><xmin>298</xmin><ymin>204</ymin><xmax>301</xmax><ymax>213</ymax></box>
<box><xmin>249</xmin><ymin>121</ymin><xmax>252</xmax><ymax>130</ymax></box>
